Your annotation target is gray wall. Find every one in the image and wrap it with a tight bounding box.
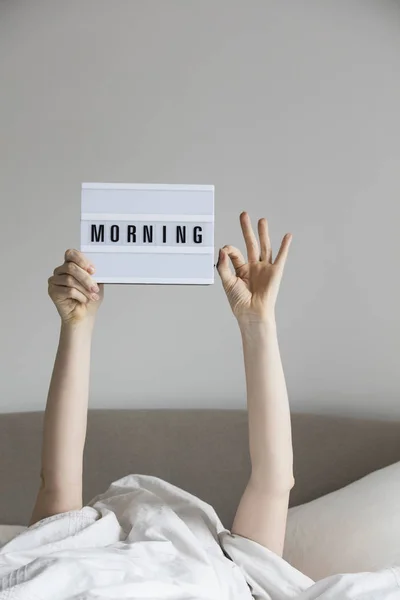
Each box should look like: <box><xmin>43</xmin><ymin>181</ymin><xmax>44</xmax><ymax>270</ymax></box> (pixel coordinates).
<box><xmin>1</xmin><ymin>1</ymin><xmax>400</xmax><ymax>417</ymax></box>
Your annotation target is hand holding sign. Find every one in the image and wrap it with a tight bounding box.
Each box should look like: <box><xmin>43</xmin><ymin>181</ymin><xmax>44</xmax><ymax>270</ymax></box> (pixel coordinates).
<box><xmin>48</xmin><ymin>249</ymin><xmax>104</xmax><ymax>325</ymax></box>
<box><xmin>217</xmin><ymin>212</ymin><xmax>292</xmax><ymax>323</ymax></box>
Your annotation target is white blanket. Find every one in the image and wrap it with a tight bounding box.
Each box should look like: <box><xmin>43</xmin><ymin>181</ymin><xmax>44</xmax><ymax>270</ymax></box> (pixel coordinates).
<box><xmin>1</xmin><ymin>475</ymin><xmax>399</xmax><ymax>599</ymax></box>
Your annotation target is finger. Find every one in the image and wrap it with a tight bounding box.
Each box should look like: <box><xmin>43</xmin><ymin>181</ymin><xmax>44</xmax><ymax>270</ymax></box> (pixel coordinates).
<box><xmin>49</xmin><ymin>283</ymin><xmax>88</xmax><ymax>305</ymax></box>
<box><xmin>64</xmin><ymin>248</ymin><xmax>95</xmax><ymax>274</ymax></box>
<box><xmin>49</xmin><ymin>274</ymin><xmax>99</xmax><ymax>301</ymax></box>
<box><xmin>273</xmin><ymin>234</ymin><xmax>293</xmax><ymax>269</ymax></box>
<box><xmin>258</xmin><ymin>218</ymin><xmax>272</xmax><ymax>262</ymax></box>
<box><xmin>240</xmin><ymin>212</ymin><xmax>259</xmax><ymax>263</ymax></box>
<box><xmin>54</xmin><ymin>262</ymin><xmax>99</xmax><ymax>294</ymax></box>
<box><xmin>216</xmin><ymin>248</ymin><xmax>235</xmax><ymax>289</ymax></box>
<box><xmin>222</xmin><ymin>245</ymin><xmax>246</xmax><ymax>272</ymax></box>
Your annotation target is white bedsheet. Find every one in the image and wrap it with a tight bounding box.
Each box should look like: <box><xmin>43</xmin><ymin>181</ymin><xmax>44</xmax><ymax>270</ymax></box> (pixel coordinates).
<box><xmin>1</xmin><ymin>474</ymin><xmax>399</xmax><ymax>599</ymax></box>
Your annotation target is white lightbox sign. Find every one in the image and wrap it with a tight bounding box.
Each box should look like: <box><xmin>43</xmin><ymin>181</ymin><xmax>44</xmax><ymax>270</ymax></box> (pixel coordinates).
<box><xmin>80</xmin><ymin>183</ymin><xmax>215</xmax><ymax>284</ymax></box>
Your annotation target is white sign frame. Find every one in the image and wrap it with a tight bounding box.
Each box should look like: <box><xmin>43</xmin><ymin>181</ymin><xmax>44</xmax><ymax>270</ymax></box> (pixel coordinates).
<box><xmin>80</xmin><ymin>182</ymin><xmax>215</xmax><ymax>285</ymax></box>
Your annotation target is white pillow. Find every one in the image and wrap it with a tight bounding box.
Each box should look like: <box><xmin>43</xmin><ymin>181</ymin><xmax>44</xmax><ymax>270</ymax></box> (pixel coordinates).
<box><xmin>0</xmin><ymin>525</ymin><xmax>27</xmax><ymax>547</ymax></box>
<box><xmin>283</xmin><ymin>460</ymin><xmax>400</xmax><ymax>580</ymax></box>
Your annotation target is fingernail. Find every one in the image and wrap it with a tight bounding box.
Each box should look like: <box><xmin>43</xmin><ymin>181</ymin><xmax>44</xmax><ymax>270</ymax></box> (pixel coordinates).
<box><xmin>91</xmin><ymin>285</ymin><xmax>99</xmax><ymax>293</ymax></box>
<box><xmin>88</xmin><ymin>266</ymin><xmax>95</xmax><ymax>274</ymax></box>
<box><xmin>91</xmin><ymin>293</ymin><xmax>99</xmax><ymax>301</ymax></box>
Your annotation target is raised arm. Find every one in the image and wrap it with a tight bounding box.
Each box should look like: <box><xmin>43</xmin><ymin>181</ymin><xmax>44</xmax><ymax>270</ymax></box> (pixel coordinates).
<box><xmin>217</xmin><ymin>212</ymin><xmax>294</xmax><ymax>556</ymax></box>
<box><xmin>29</xmin><ymin>249</ymin><xmax>103</xmax><ymax>526</ymax></box>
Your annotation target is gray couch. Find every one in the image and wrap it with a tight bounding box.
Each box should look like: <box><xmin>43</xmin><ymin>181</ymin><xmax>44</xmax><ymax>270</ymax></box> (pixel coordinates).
<box><xmin>1</xmin><ymin>410</ymin><xmax>400</xmax><ymax>526</ymax></box>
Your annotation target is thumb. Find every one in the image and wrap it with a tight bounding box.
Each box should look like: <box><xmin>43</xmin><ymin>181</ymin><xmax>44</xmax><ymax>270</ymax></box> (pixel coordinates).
<box><xmin>216</xmin><ymin>248</ymin><xmax>234</xmax><ymax>289</ymax></box>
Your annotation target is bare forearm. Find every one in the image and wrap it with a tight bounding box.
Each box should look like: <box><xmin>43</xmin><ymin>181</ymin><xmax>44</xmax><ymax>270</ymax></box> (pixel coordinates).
<box><xmin>219</xmin><ymin>213</ymin><xmax>293</xmax><ymax>553</ymax></box>
<box><xmin>40</xmin><ymin>320</ymin><xmax>93</xmax><ymax>490</ymax></box>
<box><xmin>29</xmin><ymin>249</ymin><xmax>102</xmax><ymax>526</ymax></box>
<box><xmin>30</xmin><ymin>320</ymin><xmax>94</xmax><ymax>525</ymax></box>
<box><xmin>239</xmin><ymin>316</ymin><xmax>294</xmax><ymax>492</ymax></box>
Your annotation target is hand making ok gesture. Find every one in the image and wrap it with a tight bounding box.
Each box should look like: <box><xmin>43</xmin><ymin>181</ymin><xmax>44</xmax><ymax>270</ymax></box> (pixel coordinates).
<box><xmin>217</xmin><ymin>212</ymin><xmax>292</xmax><ymax>323</ymax></box>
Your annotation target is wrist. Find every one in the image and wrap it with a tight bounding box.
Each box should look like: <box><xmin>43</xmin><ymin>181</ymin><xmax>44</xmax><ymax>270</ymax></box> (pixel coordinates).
<box><xmin>238</xmin><ymin>315</ymin><xmax>277</xmax><ymax>347</ymax></box>
<box><xmin>60</xmin><ymin>318</ymin><xmax>95</xmax><ymax>337</ymax></box>
<box><xmin>237</xmin><ymin>313</ymin><xmax>277</xmax><ymax>332</ymax></box>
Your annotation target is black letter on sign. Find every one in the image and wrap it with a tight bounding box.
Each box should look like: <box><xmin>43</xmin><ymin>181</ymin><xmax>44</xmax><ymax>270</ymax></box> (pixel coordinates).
<box><xmin>193</xmin><ymin>226</ymin><xmax>203</xmax><ymax>244</ymax></box>
<box><xmin>110</xmin><ymin>225</ymin><xmax>120</xmax><ymax>242</ymax></box>
<box><xmin>91</xmin><ymin>224</ymin><xmax>105</xmax><ymax>243</ymax></box>
<box><xmin>162</xmin><ymin>225</ymin><xmax>167</xmax><ymax>243</ymax></box>
<box><xmin>127</xmin><ymin>225</ymin><xmax>136</xmax><ymax>242</ymax></box>
<box><xmin>176</xmin><ymin>225</ymin><xmax>186</xmax><ymax>243</ymax></box>
<box><xmin>143</xmin><ymin>225</ymin><xmax>153</xmax><ymax>243</ymax></box>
